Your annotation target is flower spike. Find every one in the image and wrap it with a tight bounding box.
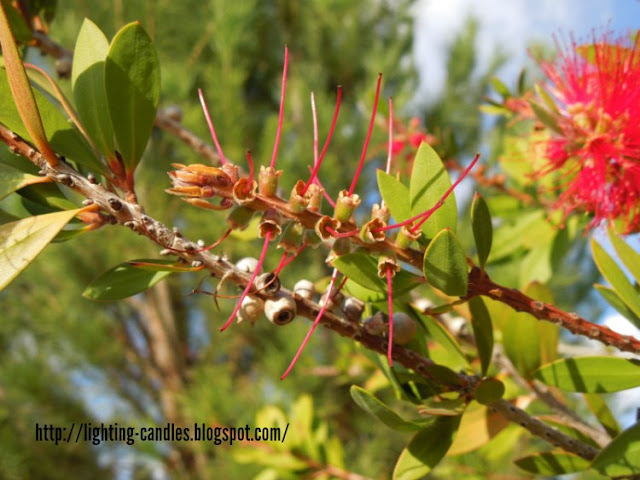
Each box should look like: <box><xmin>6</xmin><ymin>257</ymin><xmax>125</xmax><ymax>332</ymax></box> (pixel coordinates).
<box><xmin>269</xmin><ymin>46</ymin><xmax>289</xmax><ymax>169</ymax></box>
<box><xmin>198</xmin><ymin>88</ymin><xmax>227</xmax><ymax>165</ymax></box>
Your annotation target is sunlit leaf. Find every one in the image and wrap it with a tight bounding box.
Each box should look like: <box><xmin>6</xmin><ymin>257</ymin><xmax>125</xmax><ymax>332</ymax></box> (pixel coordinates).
<box><xmin>0</xmin><ymin>208</ymin><xmax>82</xmax><ymax>290</ymax></box>
<box><xmin>333</xmin><ymin>252</ymin><xmax>421</xmax><ymax>294</ymax></box>
<box><xmin>595</xmin><ymin>284</ymin><xmax>640</xmax><ymax>329</ymax></box>
<box><xmin>409</xmin><ymin>143</ymin><xmax>456</xmax><ymax>240</ymax></box>
<box><xmin>377</xmin><ymin>170</ymin><xmax>412</xmax><ymax>222</ymax></box>
<box><xmin>515</xmin><ymin>452</ymin><xmax>590</xmax><ymax>475</ymax></box>
<box><xmin>423</xmin><ymin>228</ymin><xmax>468</xmax><ymax>296</ymax></box>
<box><xmin>584</xmin><ymin>393</ymin><xmax>621</xmax><ymax>438</ymax></box>
<box><xmin>83</xmin><ymin>261</ymin><xmax>173</xmax><ymax>301</ymax></box>
<box><xmin>105</xmin><ymin>21</ymin><xmax>160</xmax><ymax>168</ymax></box>
<box><xmin>350</xmin><ymin>386</ymin><xmax>426</xmax><ymax>433</ymax></box>
<box><xmin>447</xmin><ymin>402</ymin><xmax>510</xmax><ymax>456</ymax></box>
<box><xmin>0</xmin><ymin>163</ymin><xmax>50</xmax><ymax>199</ymax></box>
<box><xmin>534</xmin><ymin>357</ymin><xmax>640</xmax><ymax>393</ymax></box>
<box><xmin>608</xmin><ymin>227</ymin><xmax>640</xmax><ymax>285</ymax></box>
<box><xmin>591</xmin><ymin>423</ymin><xmax>640</xmax><ymax>476</ymax></box>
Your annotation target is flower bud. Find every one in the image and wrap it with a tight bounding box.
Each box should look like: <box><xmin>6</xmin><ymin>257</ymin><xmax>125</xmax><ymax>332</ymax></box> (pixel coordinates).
<box><xmin>377</xmin><ymin>252</ymin><xmax>400</xmax><ymax>278</ymax></box>
<box><xmin>293</xmin><ymin>279</ymin><xmax>315</xmax><ymax>301</ymax></box>
<box><xmin>236</xmin><ymin>257</ymin><xmax>261</xmax><ymax>274</ymax></box>
<box><xmin>359</xmin><ymin>217</ymin><xmax>386</xmax><ymax>243</ymax></box>
<box><xmin>391</xmin><ymin>312</ymin><xmax>417</xmax><ymax>345</ymax></box>
<box><xmin>236</xmin><ymin>295</ymin><xmax>264</xmax><ymax>325</ymax></box>
<box><xmin>395</xmin><ymin>225</ymin><xmax>421</xmax><ymax>248</ymax></box>
<box><xmin>372</xmin><ymin>203</ymin><xmax>390</xmax><ymax>223</ymax></box>
<box><xmin>233</xmin><ymin>178</ymin><xmax>258</xmax><ymax>205</ymax></box>
<box><xmin>315</xmin><ymin>216</ymin><xmax>341</xmax><ymax>241</ymax></box>
<box><xmin>306</xmin><ymin>183</ymin><xmax>323</xmax><ymax>212</ymax></box>
<box><xmin>258</xmin><ymin>165</ymin><xmax>282</xmax><ymax>196</ymax></box>
<box><xmin>264</xmin><ymin>292</ymin><xmax>297</xmax><ymax>325</ymax></box>
<box><xmin>289</xmin><ymin>180</ymin><xmax>310</xmax><ymax>213</ymax></box>
<box><xmin>259</xmin><ymin>208</ymin><xmax>282</xmax><ymax>238</ymax></box>
<box><xmin>334</xmin><ymin>190</ymin><xmax>361</xmax><ymax>223</ymax></box>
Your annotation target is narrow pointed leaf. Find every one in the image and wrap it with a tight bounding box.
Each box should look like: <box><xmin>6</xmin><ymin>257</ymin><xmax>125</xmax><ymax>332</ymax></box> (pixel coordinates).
<box><xmin>584</xmin><ymin>393</ymin><xmax>621</xmax><ymax>438</ymax></box>
<box><xmin>591</xmin><ymin>423</ymin><xmax>640</xmax><ymax>476</ymax></box>
<box><xmin>127</xmin><ymin>259</ymin><xmax>203</xmax><ymax>272</ymax></box>
<box><xmin>0</xmin><ymin>163</ymin><xmax>50</xmax><ymax>200</ymax></box>
<box><xmin>515</xmin><ymin>452</ymin><xmax>590</xmax><ymax>475</ymax></box>
<box><xmin>534</xmin><ymin>357</ymin><xmax>640</xmax><ymax>393</ymax></box>
<box><xmin>377</xmin><ymin>170</ymin><xmax>412</xmax><ymax>222</ymax></box>
<box><xmin>350</xmin><ymin>386</ymin><xmax>426</xmax><ymax>433</ymax></box>
<box><xmin>470</xmin><ymin>193</ymin><xmax>492</xmax><ymax>268</ymax></box>
<box><xmin>72</xmin><ymin>18</ymin><xmax>115</xmax><ymax>157</ymax></box>
<box><xmin>409</xmin><ymin>143</ymin><xmax>457</xmax><ymax>240</ymax></box>
<box><xmin>0</xmin><ymin>208</ymin><xmax>82</xmax><ymax>290</ymax></box>
<box><xmin>84</xmin><ymin>261</ymin><xmax>172</xmax><ymax>301</ymax></box>
<box><xmin>393</xmin><ymin>416</ymin><xmax>460</xmax><ymax>480</ymax></box>
<box><xmin>608</xmin><ymin>227</ymin><xmax>640</xmax><ymax>285</ymax></box>
<box><xmin>333</xmin><ymin>252</ymin><xmax>421</xmax><ymax>294</ymax></box>
<box><xmin>423</xmin><ymin>228</ymin><xmax>468</xmax><ymax>296</ymax></box>
<box><xmin>0</xmin><ymin>0</ymin><xmax>31</xmax><ymax>43</ymax></box>
<box><xmin>595</xmin><ymin>284</ymin><xmax>640</xmax><ymax>329</ymax></box>
<box><xmin>105</xmin><ymin>22</ymin><xmax>160</xmax><ymax>167</ymax></box>
<box><xmin>592</xmin><ymin>238</ymin><xmax>640</xmax><ymax>319</ymax></box>
<box><xmin>469</xmin><ymin>297</ymin><xmax>493</xmax><ymax>375</ymax></box>
<box><xmin>447</xmin><ymin>402</ymin><xmax>510</xmax><ymax>456</ymax></box>
<box><xmin>0</xmin><ymin>2</ymin><xmax>57</xmax><ymax>164</ymax></box>
<box><xmin>418</xmin><ymin>397</ymin><xmax>466</xmax><ymax>416</ymax></box>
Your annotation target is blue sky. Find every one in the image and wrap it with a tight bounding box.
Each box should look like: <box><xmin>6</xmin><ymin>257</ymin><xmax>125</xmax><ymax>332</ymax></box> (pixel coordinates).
<box><xmin>413</xmin><ymin>0</ymin><xmax>640</xmax><ymax>104</ymax></box>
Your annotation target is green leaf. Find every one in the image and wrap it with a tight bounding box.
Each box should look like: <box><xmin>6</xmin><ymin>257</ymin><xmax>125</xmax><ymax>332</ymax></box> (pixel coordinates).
<box><xmin>584</xmin><ymin>393</ymin><xmax>621</xmax><ymax>438</ymax></box>
<box><xmin>72</xmin><ymin>18</ymin><xmax>115</xmax><ymax>157</ymax></box>
<box><xmin>469</xmin><ymin>297</ymin><xmax>493</xmax><ymax>375</ymax></box>
<box><xmin>592</xmin><ymin>238</ymin><xmax>640</xmax><ymax>320</ymax></box>
<box><xmin>0</xmin><ymin>2</ymin><xmax>57</xmax><ymax>165</ymax></box>
<box><xmin>595</xmin><ymin>284</ymin><xmax>640</xmax><ymax>329</ymax></box>
<box><xmin>515</xmin><ymin>452</ymin><xmax>590</xmax><ymax>475</ymax></box>
<box><xmin>423</xmin><ymin>228</ymin><xmax>468</xmax><ymax>296</ymax></box>
<box><xmin>447</xmin><ymin>402</ymin><xmax>510</xmax><ymax>456</ymax></box>
<box><xmin>490</xmin><ymin>76</ymin><xmax>511</xmax><ymax>98</ymax></box>
<box><xmin>529</xmin><ymin>99</ymin><xmax>562</xmax><ymax>133</ymax></box>
<box><xmin>409</xmin><ymin>143</ymin><xmax>457</xmax><ymax>240</ymax></box>
<box><xmin>83</xmin><ymin>260</ymin><xmax>173</xmax><ymax>301</ymax></box>
<box><xmin>0</xmin><ymin>68</ymin><xmax>103</xmax><ymax>173</ymax></box>
<box><xmin>393</xmin><ymin>416</ymin><xmax>460</xmax><ymax>480</ymax></box>
<box><xmin>0</xmin><ymin>163</ymin><xmax>49</xmax><ymax>200</ymax></box>
<box><xmin>534</xmin><ymin>357</ymin><xmax>640</xmax><ymax>393</ymax></box>
<box><xmin>0</xmin><ymin>0</ymin><xmax>31</xmax><ymax>43</ymax></box>
<box><xmin>470</xmin><ymin>193</ymin><xmax>492</xmax><ymax>268</ymax></box>
<box><xmin>350</xmin><ymin>386</ymin><xmax>426</xmax><ymax>433</ymax></box>
<box><xmin>414</xmin><ymin>312</ymin><xmax>468</xmax><ymax>371</ymax></box>
<box><xmin>474</xmin><ymin>378</ymin><xmax>505</xmax><ymax>405</ymax></box>
<box><xmin>377</xmin><ymin>170</ymin><xmax>412</xmax><ymax>223</ymax></box>
<box><xmin>591</xmin><ymin>423</ymin><xmax>640</xmax><ymax>476</ymax></box>
<box><xmin>333</xmin><ymin>252</ymin><xmax>421</xmax><ymax>295</ymax></box>
<box><xmin>608</xmin><ymin>227</ymin><xmax>640</xmax><ymax>285</ymax></box>
<box><xmin>233</xmin><ymin>448</ymin><xmax>307</xmax><ymax>471</ymax></box>
<box><xmin>105</xmin><ymin>21</ymin><xmax>160</xmax><ymax>168</ymax></box>
<box><xmin>0</xmin><ymin>208</ymin><xmax>82</xmax><ymax>290</ymax></box>
<box><xmin>418</xmin><ymin>397</ymin><xmax>466</xmax><ymax>417</ymax></box>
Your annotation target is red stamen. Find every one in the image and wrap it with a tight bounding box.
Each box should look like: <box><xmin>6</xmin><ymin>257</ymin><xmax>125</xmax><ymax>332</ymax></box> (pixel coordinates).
<box><xmin>198</xmin><ymin>88</ymin><xmax>227</xmax><ymax>165</ymax></box>
<box><xmin>283</xmin><ymin>245</ymin><xmax>306</xmax><ymax>268</ymax></box>
<box><xmin>245</xmin><ymin>150</ymin><xmax>255</xmax><ymax>193</ymax></box>
<box><xmin>306</xmin><ymin>167</ymin><xmax>336</xmax><ymax>207</ymax></box>
<box><xmin>269</xmin><ymin>46</ymin><xmax>289</xmax><ymax>169</ymax></box>
<box><xmin>386</xmin><ymin>265</ymin><xmax>394</xmax><ymax>366</ymax></box>
<box><xmin>325</xmin><ymin>226</ymin><xmax>358</xmax><ymax>239</ymax></box>
<box><xmin>220</xmin><ymin>231</ymin><xmax>272</xmax><ymax>331</ymax></box>
<box><xmin>303</xmin><ymin>86</ymin><xmax>343</xmax><ymax>194</ymax></box>
<box><xmin>273</xmin><ymin>251</ymin><xmax>289</xmax><ymax>278</ymax></box>
<box><xmin>348</xmin><ymin>74</ymin><xmax>382</xmax><ymax>195</ymax></box>
<box><xmin>311</xmin><ymin>92</ymin><xmax>319</xmax><ymax>166</ymax></box>
<box><xmin>385</xmin><ymin>97</ymin><xmax>394</xmax><ymax>175</ymax></box>
<box><xmin>281</xmin><ymin>269</ymin><xmax>340</xmax><ymax>380</ymax></box>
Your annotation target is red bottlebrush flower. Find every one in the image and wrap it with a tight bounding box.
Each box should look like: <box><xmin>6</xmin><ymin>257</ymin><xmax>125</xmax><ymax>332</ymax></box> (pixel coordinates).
<box><xmin>532</xmin><ymin>32</ymin><xmax>640</xmax><ymax>232</ymax></box>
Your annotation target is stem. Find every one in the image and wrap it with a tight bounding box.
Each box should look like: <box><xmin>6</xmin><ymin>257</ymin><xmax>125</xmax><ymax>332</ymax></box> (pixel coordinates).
<box><xmin>269</xmin><ymin>46</ymin><xmax>289</xmax><ymax>169</ymax></box>
<box><xmin>348</xmin><ymin>74</ymin><xmax>382</xmax><ymax>195</ymax></box>
<box><xmin>198</xmin><ymin>88</ymin><xmax>227</xmax><ymax>164</ymax></box>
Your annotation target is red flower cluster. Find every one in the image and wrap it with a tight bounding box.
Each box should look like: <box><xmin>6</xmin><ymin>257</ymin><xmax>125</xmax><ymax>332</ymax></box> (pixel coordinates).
<box><xmin>533</xmin><ymin>32</ymin><xmax>640</xmax><ymax>232</ymax></box>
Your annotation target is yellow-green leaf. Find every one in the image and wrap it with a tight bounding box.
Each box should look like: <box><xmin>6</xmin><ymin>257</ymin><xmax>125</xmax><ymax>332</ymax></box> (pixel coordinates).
<box><xmin>423</xmin><ymin>228</ymin><xmax>468</xmax><ymax>296</ymax></box>
<box><xmin>469</xmin><ymin>297</ymin><xmax>494</xmax><ymax>375</ymax></box>
<box><xmin>515</xmin><ymin>452</ymin><xmax>590</xmax><ymax>475</ymax></box>
<box><xmin>0</xmin><ymin>208</ymin><xmax>82</xmax><ymax>290</ymax></box>
<box><xmin>591</xmin><ymin>423</ymin><xmax>640</xmax><ymax>476</ymax></box>
<box><xmin>377</xmin><ymin>169</ymin><xmax>412</xmax><ymax>222</ymax></box>
<box><xmin>83</xmin><ymin>261</ymin><xmax>172</xmax><ymax>301</ymax></box>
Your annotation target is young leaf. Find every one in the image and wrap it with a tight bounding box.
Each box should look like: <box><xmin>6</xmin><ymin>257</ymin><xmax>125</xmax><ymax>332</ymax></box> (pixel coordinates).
<box><xmin>468</xmin><ymin>297</ymin><xmax>493</xmax><ymax>375</ymax></box>
<box><xmin>591</xmin><ymin>423</ymin><xmax>640</xmax><ymax>477</ymax></box>
<box><xmin>350</xmin><ymin>386</ymin><xmax>426</xmax><ymax>433</ymax></box>
<box><xmin>105</xmin><ymin>21</ymin><xmax>160</xmax><ymax>168</ymax></box>
<box><xmin>0</xmin><ymin>1</ymin><xmax>57</xmax><ymax>165</ymax></box>
<box><xmin>470</xmin><ymin>193</ymin><xmax>492</xmax><ymax>268</ymax></box>
<box><xmin>409</xmin><ymin>143</ymin><xmax>457</xmax><ymax>240</ymax></box>
<box><xmin>0</xmin><ymin>208</ymin><xmax>83</xmax><ymax>290</ymax></box>
<box><xmin>72</xmin><ymin>18</ymin><xmax>115</xmax><ymax>157</ymax></box>
<box><xmin>393</xmin><ymin>416</ymin><xmax>460</xmax><ymax>480</ymax></box>
<box><xmin>515</xmin><ymin>452</ymin><xmax>590</xmax><ymax>475</ymax></box>
<box><xmin>591</xmin><ymin>238</ymin><xmax>640</xmax><ymax>319</ymax></box>
<box><xmin>377</xmin><ymin>170</ymin><xmax>412</xmax><ymax>222</ymax></box>
<box><xmin>534</xmin><ymin>357</ymin><xmax>640</xmax><ymax>393</ymax></box>
<box><xmin>83</xmin><ymin>261</ymin><xmax>173</xmax><ymax>301</ymax></box>
<box><xmin>423</xmin><ymin>228</ymin><xmax>468</xmax><ymax>296</ymax></box>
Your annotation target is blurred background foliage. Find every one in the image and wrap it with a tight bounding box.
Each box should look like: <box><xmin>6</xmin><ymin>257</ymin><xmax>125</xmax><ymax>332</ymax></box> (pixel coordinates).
<box><xmin>0</xmin><ymin>0</ymin><xmax>608</xmax><ymax>479</ymax></box>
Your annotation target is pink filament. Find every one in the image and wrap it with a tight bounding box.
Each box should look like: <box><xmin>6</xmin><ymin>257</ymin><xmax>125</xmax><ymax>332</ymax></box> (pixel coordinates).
<box><xmin>198</xmin><ymin>88</ymin><xmax>227</xmax><ymax>165</ymax></box>
<box><xmin>245</xmin><ymin>150</ymin><xmax>255</xmax><ymax>192</ymax></box>
<box><xmin>385</xmin><ymin>97</ymin><xmax>394</xmax><ymax>175</ymax></box>
<box><xmin>281</xmin><ymin>269</ymin><xmax>340</xmax><ymax>380</ymax></box>
<box><xmin>348</xmin><ymin>74</ymin><xmax>382</xmax><ymax>195</ymax></box>
<box><xmin>386</xmin><ymin>265</ymin><xmax>394</xmax><ymax>366</ymax></box>
<box><xmin>220</xmin><ymin>231</ymin><xmax>271</xmax><ymax>331</ymax></box>
<box><xmin>269</xmin><ymin>46</ymin><xmax>289</xmax><ymax>169</ymax></box>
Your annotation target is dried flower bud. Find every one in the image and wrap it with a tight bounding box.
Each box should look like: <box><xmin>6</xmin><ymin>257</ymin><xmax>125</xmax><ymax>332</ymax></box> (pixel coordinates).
<box><xmin>372</xmin><ymin>203</ymin><xmax>390</xmax><ymax>223</ymax></box>
<box><xmin>227</xmin><ymin>206</ymin><xmax>255</xmax><ymax>230</ymax></box>
<box><xmin>232</xmin><ymin>178</ymin><xmax>258</xmax><ymax>205</ymax></box>
<box><xmin>265</xmin><ymin>292</ymin><xmax>297</xmax><ymax>325</ymax></box>
<box><xmin>289</xmin><ymin>180</ymin><xmax>310</xmax><ymax>213</ymax></box>
<box><xmin>377</xmin><ymin>253</ymin><xmax>400</xmax><ymax>278</ymax></box>
<box><xmin>259</xmin><ymin>208</ymin><xmax>282</xmax><ymax>238</ymax></box>
<box><xmin>258</xmin><ymin>165</ymin><xmax>283</xmax><ymax>196</ymax></box>
<box><xmin>343</xmin><ymin>296</ymin><xmax>364</xmax><ymax>322</ymax></box>
<box><xmin>221</xmin><ymin>163</ymin><xmax>240</xmax><ymax>184</ymax></box>
<box><xmin>278</xmin><ymin>221</ymin><xmax>305</xmax><ymax>253</ymax></box>
<box><xmin>392</xmin><ymin>313</ymin><xmax>417</xmax><ymax>345</ymax></box>
<box><xmin>255</xmin><ymin>272</ymin><xmax>281</xmax><ymax>296</ymax></box>
<box><xmin>293</xmin><ymin>279</ymin><xmax>315</xmax><ymax>301</ymax></box>
<box><xmin>236</xmin><ymin>295</ymin><xmax>264</xmax><ymax>325</ymax></box>
<box><xmin>359</xmin><ymin>218</ymin><xmax>386</xmax><ymax>243</ymax></box>
<box><xmin>168</xmin><ymin>163</ymin><xmax>233</xmax><ymax>193</ymax></box>
<box><xmin>315</xmin><ymin>216</ymin><xmax>341</xmax><ymax>241</ymax></box>
<box><xmin>236</xmin><ymin>257</ymin><xmax>261</xmax><ymax>274</ymax></box>
<box><xmin>306</xmin><ymin>183</ymin><xmax>323</xmax><ymax>212</ymax></box>
<box><xmin>395</xmin><ymin>225</ymin><xmax>422</xmax><ymax>248</ymax></box>
<box><xmin>334</xmin><ymin>190</ymin><xmax>361</xmax><ymax>223</ymax></box>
